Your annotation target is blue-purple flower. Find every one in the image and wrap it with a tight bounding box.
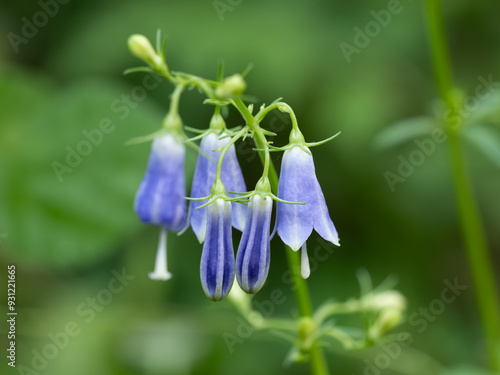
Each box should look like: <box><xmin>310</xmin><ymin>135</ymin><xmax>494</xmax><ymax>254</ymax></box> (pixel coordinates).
<box><xmin>186</xmin><ymin>132</ymin><xmax>247</xmax><ymax>243</ymax></box>
<box><xmin>236</xmin><ymin>194</ymin><xmax>273</xmax><ymax>293</ymax></box>
<box><xmin>200</xmin><ymin>197</ymin><xmax>235</xmax><ymax>301</ymax></box>
<box><xmin>134</xmin><ymin>133</ymin><xmax>187</xmax><ymax>231</ymax></box>
<box><xmin>276</xmin><ymin>145</ymin><xmax>340</xmax><ymax>251</ymax></box>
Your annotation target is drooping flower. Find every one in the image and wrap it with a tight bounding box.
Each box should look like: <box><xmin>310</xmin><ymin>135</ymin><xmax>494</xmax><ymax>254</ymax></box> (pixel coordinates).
<box><xmin>134</xmin><ymin>133</ymin><xmax>187</xmax><ymax>231</ymax></box>
<box><xmin>236</xmin><ymin>194</ymin><xmax>273</xmax><ymax>294</ymax></box>
<box><xmin>200</xmin><ymin>195</ymin><xmax>235</xmax><ymax>301</ymax></box>
<box><xmin>276</xmin><ymin>143</ymin><xmax>340</xmax><ymax>252</ymax></box>
<box><xmin>134</xmin><ymin>132</ymin><xmax>186</xmax><ymax>281</ymax></box>
<box><xmin>186</xmin><ymin>132</ymin><xmax>247</xmax><ymax>243</ymax></box>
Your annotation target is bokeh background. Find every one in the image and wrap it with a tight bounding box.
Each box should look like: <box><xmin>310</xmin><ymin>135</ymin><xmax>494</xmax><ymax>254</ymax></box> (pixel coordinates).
<box><xmin>1</xmin><ymin>0</ymin><xmax>499</xmax><ymax>374</ymax></box>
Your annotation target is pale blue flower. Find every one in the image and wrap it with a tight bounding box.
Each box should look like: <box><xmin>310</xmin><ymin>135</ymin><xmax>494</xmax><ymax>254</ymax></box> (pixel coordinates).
<box><xmin>236</xmin><ymin>194</ymin><xmax>273</xmax><ymax>293</ymax></box>
<box><xmin>200</xmin><ymin>197</ymin><xmax>235</xmax><ymax>301</ymax></box>
<box><xmin>134</xmin><ymin>133</ymin><xmax>187</xmax><ymax>231</ymax></box>
<box><xmin>276</xmin><ymin>146</ymin><xmax>340</xmax><ymax>251</ymax></box>
<box><xmin>187</xmin><ymin>132</ymin><xmax>247</xmax><ymax>243</ymax></box>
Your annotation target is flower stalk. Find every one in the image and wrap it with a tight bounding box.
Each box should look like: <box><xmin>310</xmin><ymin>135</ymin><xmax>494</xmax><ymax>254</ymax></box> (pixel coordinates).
<box><xmin>424</xmin><ymin>0</ymin><xmax>500</xmax><ymax>371</ymax></box>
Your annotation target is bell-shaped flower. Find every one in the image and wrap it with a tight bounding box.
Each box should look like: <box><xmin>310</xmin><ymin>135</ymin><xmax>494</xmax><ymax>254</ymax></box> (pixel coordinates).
<box><xmin>236</xmin><ymin>193</ymin><xmax>273</xmax><ymax>294</ymax></box>
<box><xmin>276</xmin><ymin>143</ymin><xmax>339</xmax><ymax>251</ymax></box>
<box><xmin>134</xmin><ymin>133</ymin><xmax>187</xmax><ymax>231</ymax></box>
<box><xmin>187</xmin><ymin>131</ymin><xmax>247</xmax><ymax>243</ymax></box>
<box><xmin>200</xmin><ymin>181</ymin><xmax>235</xmax><ymax>301</ymax></box>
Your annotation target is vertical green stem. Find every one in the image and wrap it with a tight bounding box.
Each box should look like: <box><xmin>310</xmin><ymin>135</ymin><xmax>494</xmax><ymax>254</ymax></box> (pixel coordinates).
<box><xmin>424</xmin><ymin>0</ymin><xmax>500</xmax><ymax>371</ymax></box>
<box><xmin>232</xmin><ymin>97</ymin><xmax>330</xmax><ymax>375</ymax></box>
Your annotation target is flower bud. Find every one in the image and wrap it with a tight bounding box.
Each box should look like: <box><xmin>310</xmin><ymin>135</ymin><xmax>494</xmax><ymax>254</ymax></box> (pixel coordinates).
<box><xmin>215</xmin><ymin>74</ymin><xmax>247</xmax><ymax>99</ymax></box>
<box><xmin>369</xmin><ymin>307</ymin><xmax>404</xmax><ymax>338</ymax></box>
<box><xmin>364</xmin><ymin>290</ymin><xmax>406</xmax><ymax>311</ymax></box>
<box><xmin>365</xmin><ymin>290</ymin><xmax>406</xmax><ymax>338</ymax></box>
<box><xmin>127</xmin><ymin>34</ymin><xmax>163</xmax><ymax>69</ymax></box>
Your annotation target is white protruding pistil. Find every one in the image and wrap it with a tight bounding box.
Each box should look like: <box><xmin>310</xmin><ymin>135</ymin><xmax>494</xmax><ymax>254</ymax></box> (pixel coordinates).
<box><xmin>300</xmin><ymin>242</ymin><xmax>311</xmax><ymax>279</ymax></box>
<box><xmin>149</xmin><ymin>227</ymin><xmax>172</xmax><ymax>280</ymax></box>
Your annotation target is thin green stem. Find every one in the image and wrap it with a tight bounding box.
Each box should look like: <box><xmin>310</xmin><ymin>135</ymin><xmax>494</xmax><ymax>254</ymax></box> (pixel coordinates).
<box><xmin>425</xmin><ymin>0</ymin><xmax>454</xmax><ymax>106</ymax></box>
<box><xmin>255</xmin><ymin>101</ymin><xmax>299</xmax><ymax>131</ymax></box>
<box><xmin>169</xmin><ymin>83</ymin><xmax>184</xmax><ymax>114</ymax></box>
<box><xmin>215</xmin><ymin>126</ymin><xmax>248</xmax><ymax>179</ymax></box>
<box><xmin>231</xmin><ymin>98</ymin><xmax>258</xmax><ymax>127</ymax></box>
<box><xmin>424</xmin><ymin>0</ymin><xmax>500</xmax><ymax>371</ymax></box>
<box><xmin>254</xmin><ymin>128</ymin><xmax>270</xmax><ymax>178</ymax></box>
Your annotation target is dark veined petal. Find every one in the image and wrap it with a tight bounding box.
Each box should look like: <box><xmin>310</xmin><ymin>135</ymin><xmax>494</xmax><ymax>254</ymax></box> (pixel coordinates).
<box><xmin>236</xmin><ymin>195</ymin><xmax>272</xmax><ymax>293</ymax></box>
<box><xmin>187</xmin><ymin>133</ymin><xmax>247</xmax><ymax>243</ymax></box>
<box><xmin>200</xmin><ymin>198</ymin><xmax>235</xmax><ymax>301</ymax></box>
<box><xmin>134</xmin><ymin>134</ymin><xmax>186</xmax><ymax>231</ymax></box>
<box><xmin>276</xmin><ymin>146</ymin><xmax>339</xmax><ymax>250</ymax></box>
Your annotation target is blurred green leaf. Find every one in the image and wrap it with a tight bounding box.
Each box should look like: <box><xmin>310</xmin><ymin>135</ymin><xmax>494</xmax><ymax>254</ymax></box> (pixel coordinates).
<box><xmin>374</xmin><ymin>116</ymin><xmax>437</xmax><ymax>151</ymax></box>
<box><xmin>468</xmin><ymin>88</ymin><xmax>500</xmax><ymax>126</ymax></box>
<box><xmin>440</xmin><ymin>366</ymin><xmax>497</xmax><ymax>375</ymax></box>
<box><xmin>0</xmin><ymin>67</ymin><xmax>166</xmax><ymax>268</ymax></box>
<box><xmin>464</xmin><ymin>124</ymin><xmax>500</xmax><ymax>170</ymax></box>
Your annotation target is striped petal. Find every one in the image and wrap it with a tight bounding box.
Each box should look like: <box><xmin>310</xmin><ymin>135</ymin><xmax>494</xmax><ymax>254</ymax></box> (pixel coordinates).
<box><xmin>200</xmin><ymin>198</ymin><xmax>235</xmax><ymax>301</ymax></box>
<box><xmin>188</xmin><ymin>132</ymin><xmax>247</xmax><ymax>243</ymax></box>
<box><xmin>236</xmin><ymin>195</ymin><xmax>272</xmax><ymax>293</ymax></box>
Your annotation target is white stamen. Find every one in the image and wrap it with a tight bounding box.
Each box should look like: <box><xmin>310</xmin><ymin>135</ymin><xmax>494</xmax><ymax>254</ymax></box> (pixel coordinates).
<box><xmin>300</xmin><ymin>242</ymin><xmax>310</xmax><ymax>279</ymax></box>
<box><xmin>148</xmin><ymin>228</ymin><xmax>172</xmax><ymax>281</ymax></box>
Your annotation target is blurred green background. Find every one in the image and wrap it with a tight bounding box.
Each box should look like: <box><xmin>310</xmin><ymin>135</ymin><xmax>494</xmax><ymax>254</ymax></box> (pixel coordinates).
<box><xmin>1</xmin><ymin>0</ymin><xmax>499</xmax><ymax>374</ymax></box>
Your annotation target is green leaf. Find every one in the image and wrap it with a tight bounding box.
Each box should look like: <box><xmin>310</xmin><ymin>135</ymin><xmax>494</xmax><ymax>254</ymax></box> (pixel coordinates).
<box><xmin>439</xmin><ymin>366</ymin><xmax>496</xmax><ymax>375</ymax></box>
<box><xmin>467</xmin><ymin>88</ymin><xmax>500</xmax><ymax>126</ymax></box>
<box><xmin>0</xmin><ymin>67</ymin><xmax>168</xmax><ymax>268</ymax></box>
<box><xmin>464</xmin><ymin>124</ymin><xmax>500</xmax><ymax>170</ymax></box>
<box><xmin>374</xmin><ymin>116</ymin><xmax>437</xmax><ymax>151</ymax></box>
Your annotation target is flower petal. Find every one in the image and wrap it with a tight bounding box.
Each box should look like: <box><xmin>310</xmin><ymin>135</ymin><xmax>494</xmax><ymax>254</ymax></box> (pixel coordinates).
<box><xmin>236</xmin><ymin>195</ymin><xmax>272</xmax><ymax>293</ymax></box>
<box><xmin>187</xmin><ymin>132</ymin><xmax>247</xmax><ymax>242</ymax></box>
<box><xmin>276</xmin><ymin>146</ymin><xmax>340</xmax><ymax>249</ymax></box>
<box><xmin>134</xmin><ymin>134</ymin><xmax>186</xmax><ymax>231</ymax></box>
<box><xmin>187</xmin><ymin>133</ymin><xmax>219</xmax><ymax>242</ymax></box>
<box><xmin>200</xmin><ymin>198</ymin><xmax>235</xmax><ymax>301</ymax></box>
<box><xmin>221</xmin><ymin>143</ymin><xmax>247</xmax><ymax>232</ymax></box>
<box><xmin>311</xmin><ymin>177</ymin><xmax>340</xmax><ymax>246</ymax></box>
<box><xmin>276</xmin><ymin>147</ymin><xmax>315</xmax><ymax>250</ymax></box>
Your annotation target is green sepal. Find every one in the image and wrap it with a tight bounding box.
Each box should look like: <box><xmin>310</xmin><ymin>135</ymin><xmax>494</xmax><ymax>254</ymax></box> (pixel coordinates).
<box><xmin>204</xmin><ymin>98</ymin><xmax>231</xmax><ymax>106</ymax></box>
<box><xmin>304</xmin><ymin>131</ymin><xmax>341</xmax><ymax>147</ymax></box>
<box><xmin>123</xmin><ymin>66</ymin><xmax>154</xmax><ymax>75</ymax></box>
<box><xmin>260</xmin><ymin>128</ymin><xmax>277</xmax><ymax>136</ymax></box>
<box><xmin>125</xmin><ymin>130</ymin><xmax>165</xmax><ymax>145</ymax></box>
<box><xmin>184</xmin><ymin>126</ymin><xmax>206</xmax><ymax>134</ymax></box>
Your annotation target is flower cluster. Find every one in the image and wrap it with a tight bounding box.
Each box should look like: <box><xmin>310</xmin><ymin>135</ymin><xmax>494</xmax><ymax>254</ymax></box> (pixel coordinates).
<box><xmin>128</xmin><ymin>34</ymin><xmax>340</xmax><ymax>301</ymax></box>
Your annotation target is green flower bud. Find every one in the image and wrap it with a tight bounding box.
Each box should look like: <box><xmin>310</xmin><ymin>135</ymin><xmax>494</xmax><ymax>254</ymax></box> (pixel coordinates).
<box><xmin>365</xmin><ymin>290</ymin><xmax>406</xmax><ymax>339</ymax></box>
<box><xmin>127</xmin><ymin>34</ymin><xmax>163</xmax><ymax>69</ymax></box>
<box><xmin>216</xmin><ymin>74</ymin><xmax>247</xmax><ymax>99</ymax></box>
